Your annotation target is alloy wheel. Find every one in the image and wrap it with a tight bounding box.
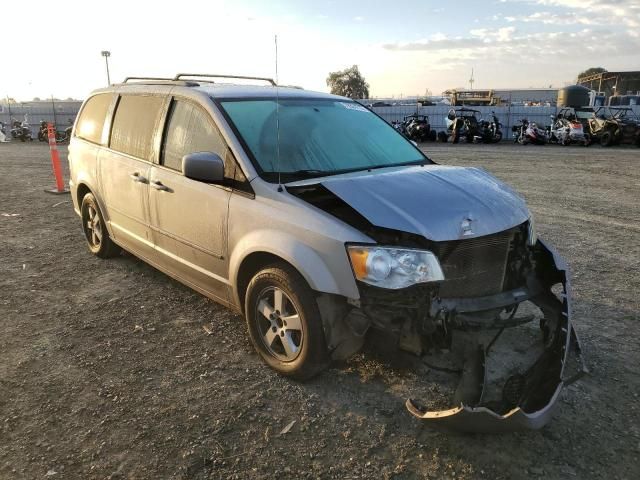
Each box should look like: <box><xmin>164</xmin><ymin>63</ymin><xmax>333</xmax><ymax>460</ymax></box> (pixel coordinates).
<box><xmin>254</xmin><ymin>286</ymin><xmax>304</xmax><ymax>362</ymax></box>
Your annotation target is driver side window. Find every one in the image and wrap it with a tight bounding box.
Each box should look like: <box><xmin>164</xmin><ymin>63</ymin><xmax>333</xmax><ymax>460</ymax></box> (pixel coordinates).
<box><xmin>161</xmin><ymin>99</ymin><xmax>226</xmax><ymax>172</ymax></box>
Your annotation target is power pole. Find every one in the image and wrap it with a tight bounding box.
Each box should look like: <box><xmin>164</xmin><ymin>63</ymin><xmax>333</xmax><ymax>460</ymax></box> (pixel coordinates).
<box><xmin>469</xmin><ymin>68</ymin><xmax>475</xmax><ymax>90</ymax></box>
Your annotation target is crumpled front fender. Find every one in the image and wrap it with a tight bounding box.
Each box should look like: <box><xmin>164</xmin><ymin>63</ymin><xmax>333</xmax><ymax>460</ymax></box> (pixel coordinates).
<box><xmin>406</xmin><ymin>240</ymin><xmax>587</xmax><ymax>433</ymax></box>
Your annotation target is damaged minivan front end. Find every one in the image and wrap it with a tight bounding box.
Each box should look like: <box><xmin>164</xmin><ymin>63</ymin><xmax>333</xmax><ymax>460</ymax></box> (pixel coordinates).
<box><xmin>288</xmin><ymin>165</ymin><xmax>585</xmax><ymax>433</ymax></box>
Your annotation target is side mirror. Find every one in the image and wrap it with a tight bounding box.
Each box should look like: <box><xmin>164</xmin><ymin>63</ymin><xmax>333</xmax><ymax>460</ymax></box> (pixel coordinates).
<box><xmin>182</xmin><ymin>152</ymin><xmax>224</xmax><ymax>184</ymax></box>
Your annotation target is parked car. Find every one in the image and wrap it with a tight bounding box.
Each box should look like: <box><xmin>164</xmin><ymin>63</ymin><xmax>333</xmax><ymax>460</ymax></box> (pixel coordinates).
<box><xmin>589</xmin><ymin>107</ymin><xmax>640</xmax><ymax>147</ymax></box>
<box><xmin>69</xmin><ymin>74</ymin><xmax>582</xmax><ymax>432</ymax></box>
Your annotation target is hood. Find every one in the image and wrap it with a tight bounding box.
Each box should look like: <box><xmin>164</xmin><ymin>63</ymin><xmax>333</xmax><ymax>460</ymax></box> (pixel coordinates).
<box><xmin>315</xmin><ymin>165</ymin><xmax>530</xmax><ymax>242</ymax></box>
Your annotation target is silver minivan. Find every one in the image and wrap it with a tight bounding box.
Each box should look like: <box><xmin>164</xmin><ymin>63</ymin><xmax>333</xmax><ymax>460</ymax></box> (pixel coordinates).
<box><xmin>69</xmin><ymin>74</ymin><xmax>583</xmax><ymax>432</ymax></box>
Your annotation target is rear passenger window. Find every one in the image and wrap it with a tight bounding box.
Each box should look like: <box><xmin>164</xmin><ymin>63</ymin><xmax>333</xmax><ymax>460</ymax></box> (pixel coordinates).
<box><xmin>110</xmin><ymin>95</ymin><xmax>164</xmax><ymax>161</ymax></box>
<box><xmin>75</xmin><ymin>94</ymin><xmax>112</xmax><ymax>144</ymax></box>
<box><xmin>161</xmin><ymin>100</ymin><xmax>227</xmax><ymax>172</ymax></box>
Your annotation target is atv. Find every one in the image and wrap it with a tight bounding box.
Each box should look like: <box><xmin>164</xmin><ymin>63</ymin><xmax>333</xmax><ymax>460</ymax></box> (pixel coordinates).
<box><xmin>393</xmin><ymin>114</ymin><xmax>437</xmax><ymax>142</ymax></box>
<box><xmin>589</xmin><ymin>107</ymin><xmax>640</xmax><ymax>147</ymax></box>
<box><xmin>550</xmin><ymin>107</ymin><xmax>594</xmax><ymax>134</ymax></box>
<box><xmin>438</xmin><ymin>108</ymin><xmax>482</xmax><ymax>143</ymax></box>
<box><xmin>547</xmin><ymin>110</ymin><xmax>590</xmax><ymax>146</ymax></box>
<box><xmin>404</xmin><ymin>114</ymin><xmax>437</xmax><ymax>142</ymax></box>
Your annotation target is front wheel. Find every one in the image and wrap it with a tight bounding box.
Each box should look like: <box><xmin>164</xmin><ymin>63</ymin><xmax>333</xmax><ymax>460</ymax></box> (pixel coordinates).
<box><xmin>81</xmin><ymin>193</ymin><xmax>121</xmax><ymax>258</ymax></box>
<box><xmin>245</xmin><ymin>264</ymin><xmax>329</xmax><ymax>380</ymax></box>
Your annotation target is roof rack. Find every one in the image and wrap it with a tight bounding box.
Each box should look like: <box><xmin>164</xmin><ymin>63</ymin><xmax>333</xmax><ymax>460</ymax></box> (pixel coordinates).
<box><xmin>122</xmin><ymin>76</ymin><xmax>200</xmax><ymax>86</ymax></box>
<box><xmin>174</xmin><ymin>73</ymin><xmax>277</xmax><ymax>86</ymax></box>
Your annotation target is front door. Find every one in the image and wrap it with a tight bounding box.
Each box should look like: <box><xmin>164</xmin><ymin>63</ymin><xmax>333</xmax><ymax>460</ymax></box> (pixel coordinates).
<box><xmin>148</xmin><ymin>98</ymin><xmax>231</xmax><ymax>302</ymax></box>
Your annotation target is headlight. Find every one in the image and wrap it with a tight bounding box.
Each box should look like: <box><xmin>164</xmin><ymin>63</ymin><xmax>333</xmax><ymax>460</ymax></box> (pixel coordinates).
<box><xmin>527</xmin><ymin>216</ymin><xmax>537</xmax><ymax>246</ymax></box>
<box><xmin>347</xmin><ymin>245</ymin><xmax>444</xmax><ymax>289</ymax></box>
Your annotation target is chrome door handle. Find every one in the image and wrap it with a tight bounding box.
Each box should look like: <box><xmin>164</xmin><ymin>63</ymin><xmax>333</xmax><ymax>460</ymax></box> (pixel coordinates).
<box><xmin>150</xmin><ymin>180</ymin><xmax>171</xmax><ymax>192</ymax></box>
<box><xmin>130</xmin><ymin>172</ymin><xmax>148</xmax><ymax>183</ymax></box>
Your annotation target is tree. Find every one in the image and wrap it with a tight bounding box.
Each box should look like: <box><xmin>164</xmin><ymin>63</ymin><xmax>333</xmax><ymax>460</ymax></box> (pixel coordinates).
<box><xmin>326</xmin><ymin>65</ymin><xmax>370</xmax><ymax>99</ymax></box>
<box><xmin>577</xmin><ymin>67</ymin><xmax>607</xmax><ymax>80</ymax></box>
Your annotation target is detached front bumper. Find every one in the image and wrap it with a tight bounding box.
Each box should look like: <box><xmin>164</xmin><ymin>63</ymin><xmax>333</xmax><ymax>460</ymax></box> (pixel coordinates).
<box><xmin>406</xmin><ymin>240</ymin><xmax>587</xmax><ymax>433</ymax></box>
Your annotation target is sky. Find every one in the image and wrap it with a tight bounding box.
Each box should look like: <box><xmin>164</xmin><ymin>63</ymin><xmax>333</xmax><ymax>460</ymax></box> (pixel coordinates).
<box><xmin>3</xmin><ymin>0</ymin><xmax>639</xmax><ymax>100</ymax></box>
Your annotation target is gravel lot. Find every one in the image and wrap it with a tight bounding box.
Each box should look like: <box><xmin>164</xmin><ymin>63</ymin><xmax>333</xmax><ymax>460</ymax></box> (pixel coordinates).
<box><xmin>1</xmin><ymin>141</ymin><xmax>638</xmax><ymax>479</ymax></box>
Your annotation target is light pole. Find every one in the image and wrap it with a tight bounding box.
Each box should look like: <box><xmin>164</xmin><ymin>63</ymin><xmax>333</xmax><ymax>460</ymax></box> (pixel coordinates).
<box><xmin>101</xmin><ymin>50</ymin><xmax>111</xmax><ymax>86</ymax></box>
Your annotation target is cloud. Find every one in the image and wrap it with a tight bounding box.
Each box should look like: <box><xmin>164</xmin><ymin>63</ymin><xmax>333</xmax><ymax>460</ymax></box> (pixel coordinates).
<box><xmin>383</xmin><ymin>25</ymin><xmax>640</xmax><ymax>60</ymax></box>
<box><xmin>536</xmin><ymin>0</ymin><xmax>640</xmax><ymax>27</ymax></box>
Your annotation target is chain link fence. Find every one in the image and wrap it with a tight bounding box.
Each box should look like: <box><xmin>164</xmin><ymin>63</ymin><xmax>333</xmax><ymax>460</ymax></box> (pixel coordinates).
<box><xmin>370</xmin><ymin>104</ymin><xmax>640</xmax><ymax>140</ymax></box>
<box><xmin>0</xmin><ymin>101</ymin><xmax>82</xmax><ymax>137</ymax></box>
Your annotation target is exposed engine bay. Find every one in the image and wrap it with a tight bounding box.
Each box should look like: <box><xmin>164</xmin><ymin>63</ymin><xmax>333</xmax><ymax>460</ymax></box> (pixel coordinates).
<box><xmin>288</xmin><ymin>181</ymin><xmax>586</xmax><ymax>432</ymax></box>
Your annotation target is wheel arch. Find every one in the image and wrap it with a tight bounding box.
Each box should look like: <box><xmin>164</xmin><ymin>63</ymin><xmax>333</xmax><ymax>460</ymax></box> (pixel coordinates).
<box><xmin>75</xmin><ymin>181</ymin><xmax>112</xmax><ymax>230</ymax></box>
<box><xmin>229</xmin><ymin>230</ymin><xmax>357</xmax><ymax>313</ymax></box>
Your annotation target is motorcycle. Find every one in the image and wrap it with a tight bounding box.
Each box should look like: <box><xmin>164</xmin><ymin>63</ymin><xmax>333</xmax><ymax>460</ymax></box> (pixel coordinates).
<box><xmin>512</xmin><ymin>118</ymin><xmax>547</xmax><ymax>145</ymax></box>
<box><xmin>10</xmin><ymin>117</ymin><xmax>33</xmax><ymax>142</ymax></box>
<box><xmin>547</xmin><ymin>114</ymin><xmax>590</xmax><ymax>146</ymax></box>
<box><xmin>479</xmin><ymin>111</ymin><xmax>503</xmax><ymax>143</ymax></box>
<box><xmin>38</xmin><ymin>120</ymin><xmax>73</xmax><ymax>143</ymax></box>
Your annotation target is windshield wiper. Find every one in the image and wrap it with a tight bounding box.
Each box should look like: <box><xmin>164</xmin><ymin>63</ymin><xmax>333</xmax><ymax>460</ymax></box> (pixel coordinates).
<box><xmin>339</xmin><ymin>159</ymin><xmax>428</xmax><ymax>175</ymax></box>
<box><xmin>286</xmin><ymin>169</ymin><xmax>334</xmax><ymax>177</ymax></box>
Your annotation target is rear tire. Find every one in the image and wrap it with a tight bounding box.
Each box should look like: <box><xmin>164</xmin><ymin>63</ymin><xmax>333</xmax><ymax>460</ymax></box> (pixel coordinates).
<box><xmin>245</xmin><ymin>264</ymin><xmax>329</xmax><ymax>380</ymax></box>
<box><xmin>601</xmin><ymin>131</ymin><xmax>613</xmax><ymax>147</ymax></box>
<box><xmin>81</xmin><ymin>193</ymin><xmax>121</xmax><ymax>259</ymax></box>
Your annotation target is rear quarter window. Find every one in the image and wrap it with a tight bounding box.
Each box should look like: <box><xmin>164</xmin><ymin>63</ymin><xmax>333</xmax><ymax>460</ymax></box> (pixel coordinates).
<box><xmin>75</xmin><ymin>93</ymin><xmax>112</xmax><ymax>144</ymax></box>
<box><xmin>110</xmin><ymin>95</ymin><xmax>165</xmax><ymax>161</ymax></box>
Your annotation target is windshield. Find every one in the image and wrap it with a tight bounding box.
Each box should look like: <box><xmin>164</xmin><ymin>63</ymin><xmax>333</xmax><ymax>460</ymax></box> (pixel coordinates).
<box><xmin>219</xmin><ymin>98</ymin><xmax>428</xmax><ymax>182</ymax></box>
<box><xmin>574</xmin><ymin>109</ymin><xmax>594</xmax><ymax>120</ymax></box>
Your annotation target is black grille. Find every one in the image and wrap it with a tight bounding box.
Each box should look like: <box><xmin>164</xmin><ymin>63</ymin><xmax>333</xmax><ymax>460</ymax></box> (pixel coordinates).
<box><xmin>436</xmin><ymin>230</ymin><xmax>514</xmax><ymax>298</ymax></box>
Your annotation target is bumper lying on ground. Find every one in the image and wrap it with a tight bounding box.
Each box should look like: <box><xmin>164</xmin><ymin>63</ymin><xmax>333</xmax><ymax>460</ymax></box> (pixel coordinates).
<box><xmin>406</xmin><ymin>241</ymin><xmax>587</xmax><ymax>433</ymax></box>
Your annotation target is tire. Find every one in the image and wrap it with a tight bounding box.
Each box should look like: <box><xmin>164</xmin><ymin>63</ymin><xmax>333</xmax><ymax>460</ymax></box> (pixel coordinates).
<box><xmin>429</xmin><ymin>130</ymin><xmax>437</xmax><ymax>142</ymax></box>
<box><xmin>437</xmin><ymin>131</ymin><xmax>447</xmax><ymax>142</ymax></box>
<box><xmin>245</xmin><ymin>264</ymin><xmax>329</xmax><ymax>380</ymax></box>
<box><xmin>601</xmin><ymin>131</ymin><xmax>613</xmax><ymax>147</ymax></box>
<box><xmin>80</xmin><ymin>193</ymin><xmax>121</xmax><ymax>258</ymax></box>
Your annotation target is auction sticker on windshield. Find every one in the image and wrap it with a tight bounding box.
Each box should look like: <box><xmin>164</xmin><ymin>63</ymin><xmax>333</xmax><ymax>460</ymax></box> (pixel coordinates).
<box><xmin>339</xmin><ymin>102</ymin><xmax>369</xmax><ymax>112</ymax></box>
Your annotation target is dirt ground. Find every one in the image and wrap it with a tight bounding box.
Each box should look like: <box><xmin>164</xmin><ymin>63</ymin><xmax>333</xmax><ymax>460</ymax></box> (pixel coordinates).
<box><xmin>1</xmin><ymin>141</ymin><xmax>638</xmax><ymax>480</ymax></box>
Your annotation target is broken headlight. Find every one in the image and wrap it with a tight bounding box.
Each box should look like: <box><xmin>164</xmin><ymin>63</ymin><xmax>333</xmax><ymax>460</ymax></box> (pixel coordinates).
<box><xmin>347</xmin><ymin>245</ymin><xmax>444</xmax><ymax>289</ymax></box>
